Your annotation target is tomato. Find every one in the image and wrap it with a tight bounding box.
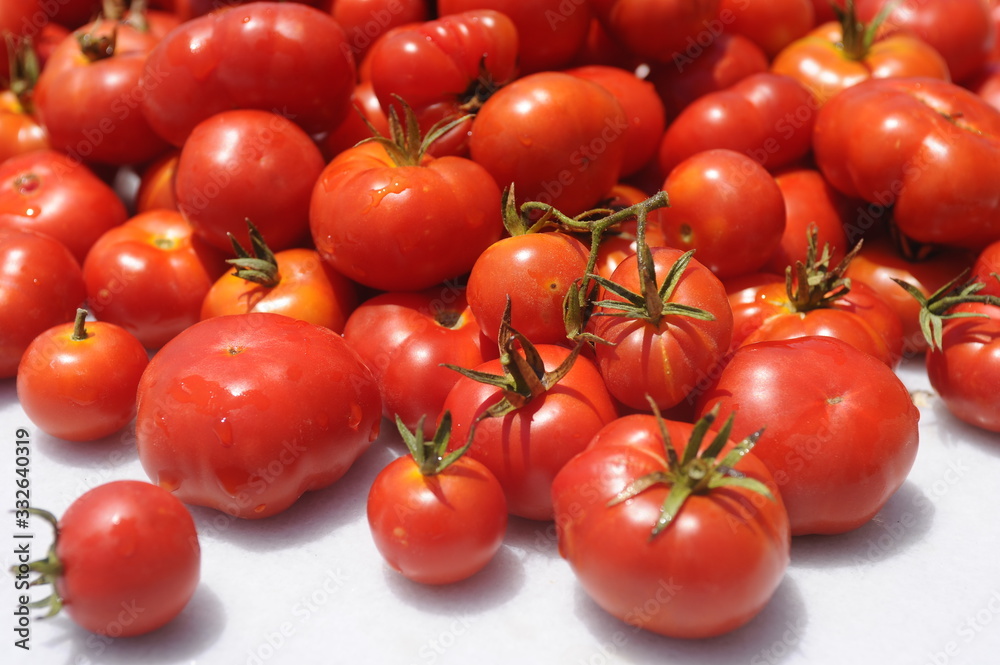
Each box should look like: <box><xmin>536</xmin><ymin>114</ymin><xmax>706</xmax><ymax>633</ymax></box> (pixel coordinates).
<box><xmin>438</xmin><ymin>0</ymin><xmax>590</xmax><ymax>74</ymax></box>
<box><xmin>771</xmin><ymin>3</ymin><xmax>951</xmax><ymax>106</ymax></box>
<box><xmin>470</xmin><ymin>71</ymin><xmax>628</xmax><ymax>216</ymax></box>
<box><xmin>343</xmin><ymin>286</ymin><xmax>491</xmax><ymax>438</ymax></box>
<box><xmin>563</xmin><ymin>65</ymin><xmax>666</xmax><ymax>177</ymax></box>
<box><xmin>0</xmin><ymin>227</ymin><xmax>86</xmax><ymax>378</ymax></box>
<box><xmin>33</xmin><ymin>20</ymin><xmax>170</xmax><ymax>166</ymax></box>
<box><xmin>175</xmin><ymin>109</ymin><xmax>325</xmax><ymax>253</ymax></box>
<box><xmin>318</xmin><ymin>80</ymin><xmax>390</xmax><ymax>162</ymax></box>
<box><xmin>695</xmin><ymin>335</ymin><xmax>920</xmax><ymax>535</ymax></box>
<box><xmin>82</xmin><ymin>210</ymin><xmax>228</xmax><ymax>350</ymax></box>
<box><xmin>658</xmin><ymin>72</ymin><xmax>817</xmax><ymax>176</ymax></box>
<box><xmin>21</xmin><ymin>481</ymin><xmax>199</xmax><ymax>637</ymax></box>
<box><xmin>721</xmin><ymin>0</ymin><xmax>815</xmax><ymax>58</ymax></box>
<box><xmin>367</xmin><ymin>415</ymin><xmax>507</xmax><ymax>585</ymax></box>
<box><xmin>588</xmin><ymin>0</ymin><xmax>724</xmax><ymax>65</ymax></box>
<box><xmin>593</xmin><ymin>183</ymin><xmax>670</xmax><ymax>279</ymax></box>
<box><xmin>17</xmin><ymin>309</ymin><xmax>148</xmax><ymax>442</ymax></box>
<box><xmin>0</xmin><ymin>90</ymin><xmax>50</xmax><ymax>165</ymax></box>
<box><xmin>135</xmin><ymin>149</ymin><xmax>179</xmax><ymax>213</ymax></box>
<box><xmin>590</xmin><ymin>247</ymin><xmax>735</xmax><ymax>411</ymax></box>
<box><xmin>332</xmin><ymin>0</ymin><xmax>429</xmax><ymax>62</ymax></box>
<box><xmin>310</xmin><ymin>120</ymin><xmax>503</xmax><ymax>292</ymax></box>
<box><xmin>135</xmin><ymin>312</ymin><xmax>382</xmax><ymax>519</ymax></box>
<box><xmin>972</xmin><ymin>240</ymin><xmax>1000</xmax><ymax>297</ymax></box>
<box><xmin>139</xmin><ymin>2</ymin><xmax>356</xmax><ymax>146</ymax></box>
<box><xmin>551</xmin><ymin>411</ymin><xmax>789</xmax><ymax>638</ymax></box>
<box><xmin>654</xmin><ymin>149</ymin><xmax>786</xmax><ymax>279</ymax></box>
<box><xmin>0</xmin><ymin>149</ymin><xmax>128</xmax><ymax>264</ymax></box>
<box><xmin>813</xmin><ymin>77</ymin><xmax>1000</xmax><ymax>248</ymax></box>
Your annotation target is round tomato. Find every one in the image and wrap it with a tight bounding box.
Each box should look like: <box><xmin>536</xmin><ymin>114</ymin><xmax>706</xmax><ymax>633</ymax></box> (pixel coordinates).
<box><xmin>764</xmin><ymin>167</ymin><xmax>850</xmax><ymax>274</ymax></box>
<box><xmin>0</xmin><ymin>89</ymin><xmax>50</xmax><ymax>165</ymax></box>
<box><xmin>588</xmin><ymin>0</ymin><xmax>723</xmax><ymax>64</ymax></box>
<box><xmin>721</xmin><ymin>0</ymin><xmax>815</xmax><ymax>58</ymax></box>
<box><xmin>332</xmin><ymin>0</ymin><xmax>429</xmax><ymax>62</ymax></box>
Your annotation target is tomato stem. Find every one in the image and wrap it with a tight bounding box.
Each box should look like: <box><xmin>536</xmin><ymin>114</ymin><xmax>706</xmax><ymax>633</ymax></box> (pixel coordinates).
<box><xmin>71</xmin><ymin>308</ymin><xmax>90</xmax><ymax>341</ymax></box>
<box><xmin>784</xmin><ymin>225</ymin><xmax>862</xmax><ymax>313</ymax></box>
<box><xmin>226</xmin><ymin>219</ymin><xmax>281</xmax><ymax>287</ymax></box>
<box><xmin>894</xmin><ymin>271</ymin><xmax>1000</xmax><ymax>351</ymax></box>
<box><xmin>12</xmin><ymin>508</ymin><xmax>65</xmax><ymax>618</ymax></box>
<box><xmin>835</xmin><ymin>0</ymin><xmax>901</xmax><ymax>61</ymax></box>
<box><xmin>396</xmin><ymin>412</ymin><xmax>476</xmax><ymax>476</ymax></box>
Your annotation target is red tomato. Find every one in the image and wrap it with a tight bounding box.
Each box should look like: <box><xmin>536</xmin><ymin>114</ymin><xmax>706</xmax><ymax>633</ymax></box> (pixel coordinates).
<box><xmin>175</xmin><ymin>110</ymin><xmax>325</xmax><ymax>253</ymax></box>
<box><xmin>552</xmin><ymin>412</ymin><xmax>789</xmax><ymax>638</ymax></box>
<box><xmin>0</xmin><ymin>90</ymin><xmax>50</xmax><ymax>164</ymax></box>
<box><xmin>696</xmin><ymin>336</ymin><xmax>920</xmax><ymax>535</ymax></box>
<box><xmin>972</xmin><ymin>240</ymin><xmax>1000</xmax><ymax>297</ymax></box>
<box><xmin>318</xmin><ymin>80</ymin><xmax>390</xmax><ymax>161</ymax></box>
<box><xmin>0</xmin><ymin>150</ymin><xmax>128</xmax><ymax>264</ymax></box>
<box><xmin>470</xmin><ymin>71</ymin><xmax>628</xmax><ymax>216</ymax></box>
<box><xmin>367</xmin><ymin>416</ymin><xmax>507</xmax><ymax>585</ymax></box>
<box><xmin>589</xmin><ymin>0</ymin><xmax>723</xmax><ymax>64</ymax></box>
<box><xmin>135</xmin><ymin>313</ymin><xmax>382</xmax><ymax>519</ymax></box>
<box><xmin>0</xmin><ymin>227</ymin><xmax>86</xmax><ymax>377</ymax></box>
<box><xmin>331</xmin><ymin>0</ymin><xmax>429</xmax><ymax>62</ymax></box>
<box><xmin>721</xmin><ymin>0</ymin><xmax>815</xmax><ymax>58</ymax></box>
<box><xmin>343</xmin><ymin>287</ymin><xmax>491</xmax><ymax>437</ymax></box>
<box><xmin>82</xmin><ymin>210</ymin><xmax>228</xmax><ymax>350</ymax></box>
<box><xmin>17</xmin><ymin>309</ymin><xmax>149</xmax><ymax>442</ymax></box>
<box><xmin>654</xmin><ymin>149</ymin><xmax>786</xmax><ymax>279</ymax></box>
<box><xmin>139</xmin><ymin>2</ymin><xmax>356</xmax><ymax>146</ymax></box>
<box><xmin>135</xmin><ymin>150</ymin><xmax>179</xmax><ymax>214</ymax></box>
<box><xmin>658</xmin><ymin>72</ymin><xmax>817</xmax><ymax>175</ymax></box>
<box><xmin>22</xmin><ymin>481</ymin><xmax>200</xmax><ymax>637</ymax></box>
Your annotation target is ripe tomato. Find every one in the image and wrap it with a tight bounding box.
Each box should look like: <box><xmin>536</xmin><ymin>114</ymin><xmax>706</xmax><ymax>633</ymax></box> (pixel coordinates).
<box><xmin>367</xmin><ymin>415</ymin><xmax>507</xmax><ymax>585</ymax></box>
<box><xmin>552</xmin><ymin>412</ymin><xmax>789</xmax><ymax>638</ymax></box>
<box><xmin>24</xmin><ymin>481</ymin><xmax>200</xmax><ymax>637</ymax></box>
<box><xmin>721</xmin><ymin>0</ymin><xmax>815</xmax><ymax>58</ymax></box>
<box><xmin>0</xmin><ymin>228</ymin><xmax>86</xmax><ymax>378</ymax></box>
<box><xmin>589</xmin><ymin>0</ymin><xmax>723</xmax><ymax>65</ymax></box>
<box><xmin>764</xmin><ymin>167</ymin><xmax>849</xmax><ymax>275</ymax></box>
<box><xmin>135</xmin><ymin>313</ymin><xmax>382</xmax><ymax>519</ymax></box>
<box><xmin>17</xmin><ymin>309</ymin><xmax>149</xmax><ymax>442</ymax></box>
<box><xmin>696</xmin><ymin>336</ymin><xmax>920</xmax><ymax>535</ymax></box>
<box><xmin>0</xmin><ymin>90</ymin><xmax>50</xmax><ymax>164</ymax></box>
<box><xmin>470</xmin><ymin>71</ymin><xmax>628</xmax><ymax>216</ymax></box>
<box><xmin>0</xmin><ymin>149</ymin><xmax>128</xmax><ymax>264</ymax></box>
<box><xmin>82</xmin><ymin>209</ymin><xmax>229</xmax><ymax>350</ymax></box>
<box><xmin>175</xmin><ymin>109</ymin><xmax>325</xmax><ymax>253</ymax></box>
<box><xmin>332</xmin><ymin>0</ymin><xmax>429</xmax><ymax>62</ymax></box>
<box><xmin>318</xmin><ymin>80</ymin><xmax>390</xmax><ymax>161</ymax></box>
<box><xmin>135</xmin><ymin>149</ymin><xmax>179</xmax><ymax>213</ymax></box>
<box><xmin>972</xmin><ymin>240</ymin><xmax>1000</xmax><ymax>297</ymax></box>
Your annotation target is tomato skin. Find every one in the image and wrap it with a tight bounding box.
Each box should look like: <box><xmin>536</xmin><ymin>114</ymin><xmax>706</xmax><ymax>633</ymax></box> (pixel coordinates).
<box><xmin>720</xmin><ymin>0</ymin><xmax>815</xmax><ymax>58</ymax></box>
<box><xmin>972</xmin><ymin>240</ymin><xmax>1000</xmax><ymax>298</ymax></box>
<box><xmin>55</xmin><ymin>480</ymin><xmax>200</xmax><ymax>637</ymax></box>
<box><xmin>589</xmin><ymin>0</ymin><xmax>723</xmax><ymax>65</ymax></box>
<box><xmin>17</xmin><ymin>317</ymin><xmax>149</xmax><ymax>442</ymax></box>
<box><xmin>318</xmin><ymin>80</ymin><xmax>390</xmax><ymax>161</ymax></box>
<box><xmin>140</xmin><ymin>2</ymin><xmax>356</xmax><ymax>146</ymax></box>
<box><xmin>0</xmin><ymin>150</ymin><xmax>128</xmax><ymax>264</ymax></box>
<box><xmin>813</xmin><ymin>77</ymin><xmax>1000</xmax><ymax>248</ymax></box>
<box><xmin>443</xmin><ymin>345</ymin><xmax>619</xmax><ymax>521</ymax></box>
<box><xmin>926</xmin><ymin>303</ymin><xmax>1000</xmax><ymax>432</ymax></box>
<box><xmin>0</xmin><ymin>91</ymin><xmax>50</xmax><ymax>164</ymax></box>
<box><xmin>343</xmin><ymin>287</ymin><xmax>490</xmax><ymax>437</ymax></box>
<box><xmin>82</xmin><ymin>210</ymin><xmax>228</xmax><ymax>350</ymax></box>
<box><xmin>469</xmin><ymin>71</ymin><xmax>628</xmax><ymax>216</ymax></box>
<box><xmin>135</xmin><ymin>313</ymin><xmax>382</xmax><ymax>519</ymax></box>
<box><xmin>332</xmin><ymin>0</ymin><xmax>429</xmax><ymax>62</ymax></box>
<box><xmin>696</xmin><ymin>336</ymin><xmax>920</xmax><ymax>535</ymax></box>
<box><xmin>310</xmin><ymin>141</ymin><xmax>503</xmax><ymax>292</ymax></box>
<box><xmin>135</xmin><ymin>150</ymin><xmax>180</xmax><ymax>214</ymax></box>
<box><xmin>367</xmin><ymin>454</ymin><xmax>507</xmax><ymax>585</ymax></box>
<box><xmin>552</xmin><ymin>415</ymin><xmax>789</xmax><ymax>639</ymax></box>
<box><xmin>591</xmin><ymin>248</ymin><xmax>734</xmax><ymax>411</ymax></box>
<box><xmin>466</xmin><ymin>231</ymin><xmax>590</xmax><ymax>345</ymax></box>
<box><xmin>764</xmin><ymin>167</ymin><xmax>849</xmax><ymax>275</ymax></box>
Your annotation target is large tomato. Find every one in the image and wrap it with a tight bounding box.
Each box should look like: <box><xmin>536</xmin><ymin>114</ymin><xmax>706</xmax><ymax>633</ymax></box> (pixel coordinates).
<box><xmin>588</xmin><ymin>0</ymin><xmax>723</xmax><ymax>64</ymax></box>
<box><xmin>135</xmin><ymin>313</ymin><xmax>382</xmax><ymax>519</ymax></box>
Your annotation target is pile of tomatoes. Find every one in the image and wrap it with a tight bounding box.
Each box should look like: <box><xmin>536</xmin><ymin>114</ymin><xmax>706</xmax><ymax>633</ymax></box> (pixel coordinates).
<box><xmin>2</xmin><ymin>0</ymin><xmax>1000</xmax><ymax>645</ymax></box>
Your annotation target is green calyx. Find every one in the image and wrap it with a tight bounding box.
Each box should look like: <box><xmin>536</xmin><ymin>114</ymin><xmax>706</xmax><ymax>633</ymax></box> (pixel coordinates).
<box><xmin>10</xmin><ymin>508</ymin><xmax>64</xmax><ymax>618</ymax></box>
<box><xmin>4</xmin><ymin>34</ymin><xmax>40</xmax><ymax>110</ymax></box>
<box><xmin>608</xmin><ymin>401</ymin><xmax>772</xmax><ymax>540</ymax></box>
<box><xmin>357</xmin><ymin>95</ymin><xmax>469</xmax><ymax>168</ymax></box>
<box><xmin>226</xmin><ymin>219</ymin><xmax>280</xmax><ymax>288</ymax></box>
<box><xmin>894</xmin><ymin>270</ymin><xmax>1000</xmax><ymax>352</ymax></box>
<box><xmin>784</xmin><ymin>225</ymin><xmax>862</xmax><ymax>313</ymax></box>
<box><xmin>396</xmin><ymin>412</ymin><xmax>476</xmax><ymax>476</ymax></box>
<box><xmin>835</xmin><ymin>0</ymin><xmax>901</xmax><ymax>61</ymax></box>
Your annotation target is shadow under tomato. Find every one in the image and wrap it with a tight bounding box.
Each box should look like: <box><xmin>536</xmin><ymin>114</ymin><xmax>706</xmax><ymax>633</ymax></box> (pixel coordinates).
<box><xmin>928</xmin><ymin>400</ymin><xmax>1000</xmax><ymax>460</ymax></box>
<box><xmin>382</xmin><ymin>543</ymin><xmax>526</xmax><ymax>616</ymax></box>
<box><xmin>501</xmin><ymin>515</ymin><xmax>564</xmax><ymax>560</ymax></box>
<box><xmin>62</xmin><ymin>583</ymin><xmax>226</xmax><ymax>665</ymax></box>
<box><xmin>572</xmin><ymin>573</ymin><xmax>807</xmax><ymax>665</ymax></box>
<box><xmin>34</xmin><ymin>419</ymin><xmax>140</xmax><ymax>470</ymax></box>
<box><xmin>789</xmin><ymin>480</ymin><xmax>934</xmax><ymax>569</ymax></box>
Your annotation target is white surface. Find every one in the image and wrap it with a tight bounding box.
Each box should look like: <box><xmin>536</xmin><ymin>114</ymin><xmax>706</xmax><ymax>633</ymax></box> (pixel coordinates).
<box><xmin>4</xmin><ymin>357</ymin><xmax>1000</xmax><ymax>665</ymax></box>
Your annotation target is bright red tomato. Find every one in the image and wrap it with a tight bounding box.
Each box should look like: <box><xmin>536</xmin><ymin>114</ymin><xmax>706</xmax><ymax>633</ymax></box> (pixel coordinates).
<box><xmin>721</xmin><ymin>0</ymin><xmax>815</xmax><ymax>58</ymax></box>
<box><xmin>588</xmin><ymin>0</ymin><xmax>723</xmax><ymax>64</ymax></box>
<box><xmin>135</xmin><ymin>312</ymin><xmax>382</xmax><ymax>519</ymax></box>
<box><xmin>696</xmin><ymin>335</ymin><xmax>920</xmax><ymax>535</ymax></box>
<box><xmin>972</xmin><ymin>240</ymin><xmax>1000</xmax><ymax>297</ymax></box>
<box><xmin>331</xmin><ymin>0</ymin><xmax>429</xmax><ymax>62</ymax></box>
<box><xmin>135</xmin><ymin>149</ymin><xmax>179</xmax><ymax>213</ymax></box>
<box><xmin>318</xmin><ymin>80</ymin><xmax>390</xmax><ymax>161</ymax></box>
<box><xmin>17</xmin><ymin>309</ymin><xmax>149</xmax><ymax>442</ymax></box>
<box><xmin>0</xmin><ymin>90</ymin><xmax>49</xmax><ymax>165</ymax></box>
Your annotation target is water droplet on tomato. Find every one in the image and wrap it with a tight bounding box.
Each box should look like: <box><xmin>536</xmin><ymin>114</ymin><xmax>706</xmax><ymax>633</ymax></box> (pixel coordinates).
<box><xmin>213</xmin><ymin>417</ymin><xmax>234</xmax><ymax>447</ymax></box>
<box><xmin>347</xmin><ymin>402</ymin><xmax>362</xmax><ymax>430</ymax></box>
<box><xmin>368</xmin><ymin>419</ymin><xmax>381</xmax><ymax>442</ymax></box>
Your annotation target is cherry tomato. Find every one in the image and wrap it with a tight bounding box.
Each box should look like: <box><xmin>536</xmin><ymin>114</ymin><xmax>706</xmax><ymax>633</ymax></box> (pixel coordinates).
<box><xmin>135</xmin><ymin>312</ymin><xmax>382</xmax><ymax>519</ymax></box>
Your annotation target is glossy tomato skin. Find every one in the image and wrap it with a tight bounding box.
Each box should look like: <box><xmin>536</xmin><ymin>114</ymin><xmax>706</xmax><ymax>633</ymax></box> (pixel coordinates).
<box><xmin>0</xmin><ymin>91</ymin><xmax>50</xmax><ymax>164</ymax></box>
<box><xmin>813</xmin><ymin>77</ymin><xmax>1000</xmax><ymax>248</ymax></box>
<box><xmin>18</xmin><ymin>318</ymin><xmax>149</xmax><ymax>442</ymax></box>
<box><xmin>696</xmin><ymin>336</ymin><xmax>920</xmax><ymax>535</ymax></box>
<box><xmin>140</xmin><ymin>2</ymin><xmax>356</xmax><ymax>146</ymax></box>
<box><xmin>135</xmin><ymin>150</ymin><xmax>180</xmax><ymax>214</ymax></box>
<box><xmin>310</xmin><ymin>141</ymin><xmax>503</xmax><ymax>292</ymax></box>
<box><xmin>332</xmin><ymin>0</ymin><xmax>429</xmax><ymax>62</ymax></box>
<box><xmin>367</xmin><ymin>454</ymin><xmax>507</xmax><ymax>585</ymax></box>
<box><xmin>466</xmin><ymin>232</ymin><xmax>590</xmax><ymax>345</ymax></box>
<box><xmin>55</xmin><ymin>480</ymin><xmax>200</xmax><ymax>637</ymax></box>
<box><xmin>0</xmin><ymin>228</ymin><xmax>86</xmax><ymax>378</ymax></box>
<box><xmin>343</xmin><ymin>287</ymin><xmax>491</xmax><ymax>438</ymax></box>
<box><xmin>469</xmin><ymin>71</ymin><xmax>628</xmax><ymax>216</ymax></box>
<box><xmin>443</xmin><ymin>345</ymin><xmax>619</xmax><ymax>521</ymax></box>
<box><xmin>720</xmin><ymin>0</ymin><xmax>814</xmax><ymax>58</ymax></box>
<box><xmin>0</xmin><ymin>150</ymin><xmax>128</xmax><ymax>264</ymax></box>
<box><xmin>176</xmin><ymin>109</ymin><xmax>325</xmax><ymax>253</ymax></box>
<box><xmin>552</xmin><ymin>415</ymin><xmax>790</xmax><ymax>638</ymax></box>
<box><xmin>589</xmin><ymin>0</ymin><xmax>723</xmax><ymax>64</ymax></box>
<box><xmin>135</xmin><ymin>313</ymin><xmax>382</xmax><ymax>519</ymax></box>
<box><xmin>654</xmin><ymin>149</ymin><xmax>786</xmax><ymax>279</ymax></box>
<box><xmin>83</xmin><ymin>210</ymin><xmax>229</xmax><ymax>350</ymax></box>
<box><xmin>972</xmin><ymin>240</ymin><xmax>1000</xmax><ymax>298</ymax></box>
<box><xmin>591</xmin><ymin>248</ymin><xmax>734</xmax><ymax>411</ymax></box>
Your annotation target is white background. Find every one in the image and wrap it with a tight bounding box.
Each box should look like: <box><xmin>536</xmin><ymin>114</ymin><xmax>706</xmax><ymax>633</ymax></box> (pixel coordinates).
<box><xmin>3</xmin><ymin>357</ymin><xmax>1000</xmax><ymax>665</ymax></box>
